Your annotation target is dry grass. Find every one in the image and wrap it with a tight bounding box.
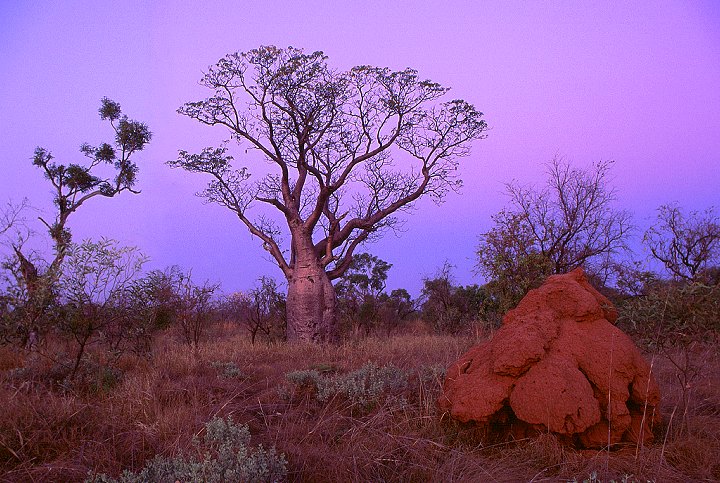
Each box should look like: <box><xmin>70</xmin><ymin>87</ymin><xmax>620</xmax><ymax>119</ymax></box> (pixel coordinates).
<box><xmin>1</xmin><ymin>327</ymin><xmax>719</xmax><ymax>482</ymax></box>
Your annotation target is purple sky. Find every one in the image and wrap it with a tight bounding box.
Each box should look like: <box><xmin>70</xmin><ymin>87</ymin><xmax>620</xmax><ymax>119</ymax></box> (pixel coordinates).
<box><xmin>2</xmin><ymin>1</ymin><xmax>719</xmax><ymax>296</ymax></box>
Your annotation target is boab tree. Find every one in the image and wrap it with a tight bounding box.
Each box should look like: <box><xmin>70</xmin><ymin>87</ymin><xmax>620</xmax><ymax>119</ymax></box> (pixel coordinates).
<box><xmin>170</xmin><ymin>46</ymin><xmax>487</xmax><ymax>342</ymax></box>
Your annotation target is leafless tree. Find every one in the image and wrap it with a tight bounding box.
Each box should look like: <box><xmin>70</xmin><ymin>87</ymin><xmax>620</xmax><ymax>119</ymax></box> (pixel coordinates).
<box><xmin>477</xmin><ymin>157</ymin><xmax>632</xmax><ymax>307</ymax></box>
<box><xmin>644</xmin><ymin>203</ymin><xmax>720</xmax><ymax>282</ymax></box>
<box><xmin>0</xmin><ymin>198</ymin><xmax>29</xmax><ymax>238</ymax></box>
<box><xmin>509</xmin><ymin>157</ymin><xmax>631</xmax><ymax>275</ymax></box>
<box><xmin>169</xmin><ymin>46</ymin><xmax>488</xmax><ymax>342</ymax></box>
<box><xmin>173</xmin><ymin>271</ymin><xmax>220</xmax><ymax>348</ymax></box>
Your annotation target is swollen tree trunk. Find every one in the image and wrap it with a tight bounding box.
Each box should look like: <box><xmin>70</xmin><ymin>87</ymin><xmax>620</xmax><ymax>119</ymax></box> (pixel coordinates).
<box><xmin>285</xmin><ymin>247</ymin><xmax>338</xmax><ymax>343</ymax></box>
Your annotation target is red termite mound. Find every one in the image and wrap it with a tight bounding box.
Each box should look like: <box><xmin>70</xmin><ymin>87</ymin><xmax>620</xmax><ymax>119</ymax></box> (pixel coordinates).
<box><xmin>438</xmin><ymin>268</ymin><xmax>661</xmax><ymax>448</ymax></box>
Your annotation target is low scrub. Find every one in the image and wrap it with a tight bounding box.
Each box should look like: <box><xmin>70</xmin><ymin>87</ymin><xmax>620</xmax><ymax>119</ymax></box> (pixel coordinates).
<box><xmin>86</xmin><ymin>416</ymin><xmax>287</xmax><ymax>483</ymax></box>
<box><xmin>1</xmin><ymin>330</ymin><xmax>718</xmax><ymax>482</ymax></box>
<box><xmin>285</xmin><ymin>362</ymin><xmax>408</xmax><ymax>408</ymax></box>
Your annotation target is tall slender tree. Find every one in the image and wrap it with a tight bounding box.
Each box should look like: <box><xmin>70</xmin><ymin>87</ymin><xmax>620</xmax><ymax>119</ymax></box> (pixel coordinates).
<box><xmin>170</xmin><ymin>46</ymin><xmax>487</xmax><ymax>342</ymax></box>
<box><xmin>9</xmin><ymin>98</ymin><xmax>151</xmax><ymax>332</ymax></box>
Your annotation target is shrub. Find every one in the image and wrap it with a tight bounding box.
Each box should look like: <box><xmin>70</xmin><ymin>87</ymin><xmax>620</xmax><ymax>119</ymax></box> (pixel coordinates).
<box><xmin>286</xmin><ymin>362</ymin><xmax>408</xmax><ymax>408</ymax></box>
<box><xmin>620</xmin><ymin>280</ymin><xmax>719</xmax><ymax>348</ymax></box>
<box><xmin>420</xmin><ymin>263</ymin><xmax>492</xmax><ymax>334</ymax></box>
<box><xmin>416</xmin><ymin>363</ymin><xmax>446</xmax><ymax>387</ymax></box>
<box><xmin>86</xmin><ymin>416</ymin><xmax>287</xmax><ymax>483</ymax></box>
<box><xmin>619</xmin><ymin>280</ymin><xmax>720</xmax><ymax>432</ymax></box>
<box><xmin>210</xmin><ymin>360</ymin><xmax>244</xmax><ymax>379</ymax></box>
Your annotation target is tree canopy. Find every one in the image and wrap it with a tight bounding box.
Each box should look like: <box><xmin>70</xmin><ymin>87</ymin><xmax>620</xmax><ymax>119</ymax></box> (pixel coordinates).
<box><xmin>32</xmin><ymin>98</ymin><xmax>151</xmax><ymax>255</ymax></box>
<box><xmin>171</xmin><ymin>46</ymin><xmax>486</xmax><ymax>276</ymax></box>
<box><xmin>170</xmin><ymin>46</ymin><xmax>487</xmax><ymax>341</ymax></box>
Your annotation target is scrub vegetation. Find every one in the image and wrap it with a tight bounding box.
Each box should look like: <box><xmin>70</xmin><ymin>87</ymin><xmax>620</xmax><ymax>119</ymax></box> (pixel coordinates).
<box><xmin>0</xmin><ymin>331</ymin><xmax>718</xmax><ymax>482</ymax></box>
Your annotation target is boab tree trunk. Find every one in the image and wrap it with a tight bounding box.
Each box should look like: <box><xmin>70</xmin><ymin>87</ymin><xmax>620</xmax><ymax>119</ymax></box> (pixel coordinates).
<box><xmin>286</xmin><ymin>258</ymin><xmax>337</xmax><ymax>343</ymax></box>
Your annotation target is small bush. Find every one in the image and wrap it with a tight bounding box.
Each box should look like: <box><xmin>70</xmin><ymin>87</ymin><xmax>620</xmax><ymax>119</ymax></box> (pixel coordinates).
<box><xmin>286</xmin><ymin>362</ymin><xmax>408</xmax><ymax>408</ymax></box>
<box><xmin>568</xmin><ymin>472</ymin><xmax>636</xmax><ymax>483</ymax></box>
<box><xmin>89</xmin><ymin>365</ymin><xmax>124</xmax><ymax>394</ymax></box>
<box><xmin>4</xmin><ymin>353</ymin><xmax>123</xmax><ymax>395</ymax></box>
<box><xmin>620</xmin><ymin>281</ymin><xmax>720</xmax><ymax>349</ymax></box>
<box><xmin>210</xmin><ymin>360</ymin><xmax>244</xmax><ymax>379</ymax></box>
<box><xmin>416</xmin><ymin>363</ymin><xmax>446</xmax><ymax>386</ymax></box>
<box><xmin>86</xmin><ymin>416</ymin><xmax>287</xmax><ymax>483</ymax></box>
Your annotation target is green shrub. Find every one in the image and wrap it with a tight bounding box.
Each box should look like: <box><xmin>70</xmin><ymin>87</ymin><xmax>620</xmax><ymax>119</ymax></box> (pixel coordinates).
<box><xmin>286</xmin><ymin>362</ymin><xmax>408</xmax><ymax>408</ymax></box>
<box><xmin>619</xmin><ymin>280</ymin><xmax>719</xmax><ymax>352</ymax></box>
<box><xmin>86</xmin><ymin>416</ymin><xmax>287</xmax><ymax>483</ymax></box>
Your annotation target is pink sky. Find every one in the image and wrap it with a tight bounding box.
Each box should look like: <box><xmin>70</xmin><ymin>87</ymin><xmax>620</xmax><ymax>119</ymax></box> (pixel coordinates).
<box><xmin>2</xmin><ymin>1</ymin><xmax>719</xmax><ymax>295</ymax></box>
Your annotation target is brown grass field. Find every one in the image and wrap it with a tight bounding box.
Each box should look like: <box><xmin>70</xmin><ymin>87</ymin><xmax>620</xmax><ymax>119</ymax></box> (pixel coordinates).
<box><xmin>1</xmin><ymin>325</ymin><xmax>718</xmax><ymax>482</ymax></box>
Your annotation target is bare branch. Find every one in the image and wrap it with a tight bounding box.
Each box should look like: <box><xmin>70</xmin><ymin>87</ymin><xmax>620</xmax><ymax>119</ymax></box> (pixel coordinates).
<box><xmin>0</xmin><ymin>198</ymin><xmax>29</xmax><ymax>237</ymax></box>
<box><xmin>480</xmin><ymin>156</ymin><xmax>631</xmax><ymax>303</ymax></box>
<box><xmin>644</xmin><ymin>203</ymin><xmax>720</xmax><ymax>281</ymax></box>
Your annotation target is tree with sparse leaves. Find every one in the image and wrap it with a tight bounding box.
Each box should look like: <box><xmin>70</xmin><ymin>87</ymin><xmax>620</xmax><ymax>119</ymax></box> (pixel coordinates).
<box><xmin>170</xmin><ymin>46</ymin><xmax>487</xmax><ymax>342</ymax></box>
<box><xmin>173</xmin><ymin>271</ymin><xmax>220</xmax><ymax>348</ymax></box>
<box><xmin>5</xmin><ymin>99</ymin><xmax>151</xmax><ymax>340</ymax></box>
<box><xmin>30</xmin><ymin>98</ymin><xmax>151</xmax><ymax>267</ymax></box>
<box><xmin>245</xmin><ymin>276</ymin><xmax>286</xmax><ymax>344</ymax></box>
<box><xmin>476</xmin><ymin>209</ymin><xmax>552</xmax><ymax>312</ymax></box>
<box><xmin>477</xmin><ymin>157</ymin><xmax>632</xmax><ymax>308</ymax></box>
<box><xmin>376</xmin><ymin>288</ymin><xmax>418</xmax><ymax>335</ymax></box>
<box><xmin>119</xmin><ymin>266</ymin><xmax>186</xmax><ymax>354</ymax></box>
<box><xmin>644</xmin><ymin>203</ymin><xmax>720</xmax><ymax>282</ymax></box>
<box><xmin>336</xmin><ymin>253</ymin><xmax>392</xmax><ymax>335</ymax></box>
<box><xmin>421</xmin><ymin>262</ymin><xmax>488</xmax><ymax>333</ymax></box>
<box><xmin>58</xmin><ymin>238</ymin><xmax>147</xmax><ymax>379</ymax></box>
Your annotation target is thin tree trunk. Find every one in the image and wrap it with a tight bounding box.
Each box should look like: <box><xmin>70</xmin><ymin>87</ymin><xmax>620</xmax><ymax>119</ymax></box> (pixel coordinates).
<box><xmin>71</xmin><ymin>330</ymin><xmax>91</xmax><ymax>379</ymax></box>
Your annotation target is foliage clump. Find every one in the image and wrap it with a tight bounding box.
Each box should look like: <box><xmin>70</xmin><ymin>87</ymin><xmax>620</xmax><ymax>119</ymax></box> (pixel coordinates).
<box><xmin>420</xmin><ymin>262</ymin><xmax>495</xmax><ymax>333</ymax></box>
<box><xmin>211</xmin><ymin>360</ymin><xmax>244</xmax><ymax>379</ymax></box>
<box><xmin>286</xmin><ymin>362</ymin><xmax>408</xmax><ymax>408</ymax></box>
<box><xmin>87</xmin><ymin>416</ymin><xmax>286</xmax><ymax>483</ymax></box>
<box><xmin>336</xmin><ymin>253</ymin><xmax>417</xmax><ymax>335</ymax></box>
<box><xmin>621</xmin><ymin>280</ymin><xmax>720</xmax><ymax>348</ymax></box>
